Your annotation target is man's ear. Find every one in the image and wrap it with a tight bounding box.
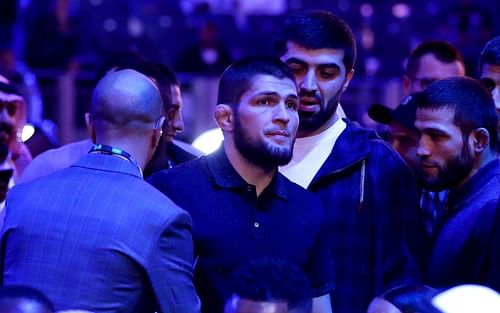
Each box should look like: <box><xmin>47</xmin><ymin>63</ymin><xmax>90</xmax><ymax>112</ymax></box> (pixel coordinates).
<box><xmin>152</xmin><ymin>116</ymin><xmax>166</xmax><ymax>148</ymax></box>
<box><xmin>84</xmin><ymin>113</ymin><xmax>96</xmax><ymax>143</ymax></box>
<box><xmin>342</xmin><ymin>69</ymin><xmax>354</xmax><ymax>92</ymax></box>
<box><xmin>214</xmin><ymin>104</ymin><xmax>234</xmax><ymax>132</ymax></box>
<box><xmin>471</xmin><ymin>128</ymin><xmax>490</xmax><ymax>153</ymax></box>
<box><xmin>402</xmin><ymin>75</ymin><xmax>411</xmax><ymax>96</ymax></box>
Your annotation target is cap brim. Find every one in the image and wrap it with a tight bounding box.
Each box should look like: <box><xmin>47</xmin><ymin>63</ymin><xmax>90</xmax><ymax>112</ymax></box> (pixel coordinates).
<box><xmin>368</xmin><ymin>104</ymin><xmax>394</xmax><ymax>125</ymax></box>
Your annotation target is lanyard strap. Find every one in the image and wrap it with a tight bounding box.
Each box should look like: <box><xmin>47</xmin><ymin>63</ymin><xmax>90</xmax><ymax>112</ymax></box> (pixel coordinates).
<box><xmin>89</xmin><ymin>144</ymin><xmax>143</xmax><ymax>178</ymax></box>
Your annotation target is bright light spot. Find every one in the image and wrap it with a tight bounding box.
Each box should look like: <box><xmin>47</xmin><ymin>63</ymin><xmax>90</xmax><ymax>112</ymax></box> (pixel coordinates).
<box><xmin>128</xmin><ymin>16</ymin><xmax>144</xmax><ymax>38</ymax></box>
<box><xmin>89</xmin><ymin>0</ymin><xmax>103</xmax><ymax>6</ymax></box>
<box><xmin>103</xmin><ymin>18</ymin><xmax>117</xmax><ymax>32</ymax></box>
<box><xmin>361</xmin><ymin>27</ymin><xmax>374</xmax><ymax>49</ymax></box>
<box><xmin>392</xmin><ymin>3</ymin><xmax>411</xmax><ymax>19</ymax></box>
<box><xmin>360</xmin><ymin>4</ymin><xmax>374</xmax><ymax>18</ymax></box>
<box><xmin>22</xmin><ymin>124</ymin><xmax>35</xmax><ymax>142</ymax></box>
<box><xmin>192</xmin><ymin>128</ymin><xmax>223</xmax><ymax>154</ymax></box>
<box><xmin>365</xmin><ymin>57</ymin><xmax>381</xmax><ymax>76</ymax></box>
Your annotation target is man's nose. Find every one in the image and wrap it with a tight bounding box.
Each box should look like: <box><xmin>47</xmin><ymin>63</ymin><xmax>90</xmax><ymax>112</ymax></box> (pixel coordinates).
<box><xmin>274</xmin><ymin>103</ymin><xmax>291</xmax><ymax>125</ymax></box>
<box><xmin>299</xmin><ymin>69</ymin><xmax>318</xmax><ymax>92</ymax></box>
<box><xmin>416</xmin><ymin>137</ymin><xmax>431</xmax><ymax>158</ymax></box>
<box><xmin>167</xmin><ymin>110</ymin><xmax>184</xmax><ymax>133</ymax></box>
<box><xmin>173</xmin><ymin>113</ymin><xmax>184</xmax><ymax>133</ymax></box>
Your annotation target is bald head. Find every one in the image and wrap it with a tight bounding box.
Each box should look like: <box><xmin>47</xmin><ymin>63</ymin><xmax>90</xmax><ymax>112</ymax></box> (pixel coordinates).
<box><xmin>91</xmin><ymin>69</ymin><xmax>163</xmax><ymax>136</ymax></box>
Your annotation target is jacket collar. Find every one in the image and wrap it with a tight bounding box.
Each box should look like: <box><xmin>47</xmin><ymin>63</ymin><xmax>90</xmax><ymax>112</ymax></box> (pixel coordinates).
<box><xmin>447</xmin><ymin>158</ymin><xmax>500</xmax><ymax>211</ymax></box>
<box><xmin>206</xmin><ymin>147</ymin><xmax>288</xmax><ymax>200</ymax></box>
<box><xmin>72</xmin><ymin>153</ymin><xmax>143</xmax><ymax>179</ymax></box>
<box><xmin>313</xmin><ymin>119</ymin><xmax>379</xmax><ymax>180</ymax></box>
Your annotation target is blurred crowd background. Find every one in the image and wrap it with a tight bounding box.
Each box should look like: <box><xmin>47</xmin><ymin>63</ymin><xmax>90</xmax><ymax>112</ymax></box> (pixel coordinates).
<box><xmin>0</xmin><ymin>0</ymin><xmax>499</xmax><ymax>155</ymax></box>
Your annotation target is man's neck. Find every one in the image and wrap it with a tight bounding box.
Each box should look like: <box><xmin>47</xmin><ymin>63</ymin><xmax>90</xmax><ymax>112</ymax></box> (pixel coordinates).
<box><xmin>452</xmin><ymin>149</ymin><xmax>497</xmax><ymax>191</ymax></box>
<box><xmin>94</xmin><ymin>138</ymin><xmax>149</xmax><ymax>170</ymax></box>
<box><xmin>224</xmin><ymin>143</ymin><xmax>275</xmax><ymax>197</ymax></box>
<box><xmin>297</xmin><ymin>111</ymin><xmax>339</xmax><ymax>138</ymax></box>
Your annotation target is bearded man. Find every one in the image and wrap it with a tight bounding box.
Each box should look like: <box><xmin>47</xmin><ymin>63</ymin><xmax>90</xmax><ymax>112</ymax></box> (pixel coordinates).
<box><xmin>414</xmin><ymin>76</ymin><xmax>499</xmax><ymax>288</ymax></box>
<box><xmin>148</xmin><ymin>57</ymin><xmax>334</xmax><ymax>313</ymax></box>
<box><xmin>275</xmin><ymin>10</ymin><xmax>420</xmax><ymax>313</ymax></box>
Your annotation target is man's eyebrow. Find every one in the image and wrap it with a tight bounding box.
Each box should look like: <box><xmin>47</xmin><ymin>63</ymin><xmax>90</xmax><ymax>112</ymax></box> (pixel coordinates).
<box><xmin>284</xmin><ymin>57</ymin><xmax>307</xmax><ymax>66</ymax></box>
<box><xmin>254</xmin><ymin>91</ymin><xmax>280</xmax><ymax>97</ymax></box>
<box><xmin>252</xmin><ymin>91</ymin><xmax>299</xmax><ymax>99</ymax></box>
<box><xmin>284</xmin><ymin>58</ymin><xmax>341</xmax><ymax>71</ymax></box>
<box><xmin>317</xmin><ymin>63</ymin><xmax>341</xmax><ymax>71</ymax></box>
<box><xmin>422</xmin><ymin>127</ymin><xmax>449</xmax><ymax>136</ymax></box>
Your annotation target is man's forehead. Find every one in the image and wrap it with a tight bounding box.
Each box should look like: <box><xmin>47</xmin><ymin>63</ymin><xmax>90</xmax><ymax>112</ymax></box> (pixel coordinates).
<box><xmin>415</xmin><ymin>54</ymin><xmax>464</xmax><ymax>79</ymax></box>
<box><xmin>246</xmin><ymin>75</ymin><xmax>297</xmax><ymax>95</ymax></box>
<box><xmin>415</xmin><ymin>107</ymin><xmax>456</xmax><ymax>127</ymax></box>
<box><xmin>281</xmin><ymin>42</ymin><xmax>345</xmax><ymax>67</ymax></box>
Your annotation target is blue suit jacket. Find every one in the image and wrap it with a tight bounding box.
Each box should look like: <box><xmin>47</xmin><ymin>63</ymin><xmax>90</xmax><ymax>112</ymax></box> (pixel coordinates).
<box><xmin>1</xmin><ymin>153</ymin><xmax>200</xmax><ymax>313</ymax></box>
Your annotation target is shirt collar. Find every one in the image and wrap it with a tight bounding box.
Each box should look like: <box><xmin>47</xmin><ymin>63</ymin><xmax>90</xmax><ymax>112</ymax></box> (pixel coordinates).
<box><xmin>206</xmin><ymin>146</ymin><xmax>288</xmax><ymax>200</ymax></box>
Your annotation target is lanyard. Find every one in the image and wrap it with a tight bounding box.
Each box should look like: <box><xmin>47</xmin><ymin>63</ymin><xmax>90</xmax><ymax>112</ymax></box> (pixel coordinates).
<box><xmin>89</xmin><ymin>144</ymin><xmax>143</xmax><ymax>178</ymax></box>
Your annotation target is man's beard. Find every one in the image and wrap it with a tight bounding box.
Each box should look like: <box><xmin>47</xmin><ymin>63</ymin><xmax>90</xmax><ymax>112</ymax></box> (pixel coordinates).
<box><xmin>421</xmin><ymin>141</ymin><xmax>474</xmax><ymax>192</ymax></box>
<box><xmin>233</xmin><ymin>115</ymin><xmax>293</xmax><ymax>170</ymax></box>
<box><xmin>297</xmin><ymin>88</ymin><xmax>342</xmax><ymax>133</ymax></box>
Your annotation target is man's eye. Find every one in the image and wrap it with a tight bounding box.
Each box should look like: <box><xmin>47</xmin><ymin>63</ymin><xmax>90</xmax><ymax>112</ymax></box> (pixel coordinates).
<box><xmin>287</xmin><ymin>64</ymin><xmax>304</xmax><ymax>74</ymax></box>
<box><xmin>285</xmin><ymin>100</ymin><xmax>298</xmax><ymax>110</ymax></box>
<box><xmin>319</xmin><ymin>70</ymin><xmax>336</xmax><ymax>79</ymax></box>
<box><xmin>428</xmin><ymin>133</ymin><xmax>445</xmax><ymax>142</ymax></box>
<box><xmin>258</xmin><ymin>98</ymin><xmax>271</xmax><ymax>105</ymax></box>
<box><xmin>396</xmin><ymin>136</ymin><xmax>416</xmax><ymax>148</ymax></box>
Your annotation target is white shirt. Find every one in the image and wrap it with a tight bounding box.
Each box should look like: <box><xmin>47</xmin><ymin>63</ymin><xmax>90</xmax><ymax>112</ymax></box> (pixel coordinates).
<box><xmin>280</xmin><ymin>117</ymin><xmax>346</xmax><ymax>188</ymax></box>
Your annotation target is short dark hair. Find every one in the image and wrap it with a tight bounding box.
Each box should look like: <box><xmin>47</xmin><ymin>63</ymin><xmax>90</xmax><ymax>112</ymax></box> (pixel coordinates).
<box><xmin>275</xmin><ymin>10</ymin><xmax>357</xmax><ymax>72</ymax></box>
<box><xmin>217</xmin><ymin>56</ymin><xmax>296</xmax><ymax>107</ymax></box>
<box><xmin>406</xmin><ymin>41</ymin><xmax>464</xmax><ymax>78</ymax></box>
<box><xmin>418</xmin><ymin>76</ymin><xmax>498</xmax><ymax>151</ymax></box>
<box><xmin>228</xmin><ymin>258</ymin><xmax>312</xmax><ymax>313</ymax></box>
<box><xmin>0</xmin><ymin>285</ymin><xmax>54</xmax><ymax>312</ymax></box>
<box><xmin>479</xmin><ymin>36</ymin><xmax>500</xmax><ymax>69</ymax></box>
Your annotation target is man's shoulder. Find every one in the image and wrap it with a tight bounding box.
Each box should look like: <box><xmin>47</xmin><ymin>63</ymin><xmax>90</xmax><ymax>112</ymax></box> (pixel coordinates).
<box><xmin>328</xmin><ymin>121</ymin><xmax>408</xmax><ymax>170</ymax></box>
<box><xmin>18</xmin><ymin>139</ymin><xmax>93</xmax><ymax>184</ymax></box>
<box><xmin>148</xmin><ymin>156</ymin><xmax>209</xmax><ymax>193</ymax></box>
<box><xmin>10</xmin><ymin>164</ymin><xmax>187</xmax><ymax>222</ymax></box>
<box><xmin>151</xmin><ymin>155</ymin><xmax>207</xmax><ymax>180</ymax></box>
<box><xmin>34</xmin><ymin>139</ymin><xmax>91</xmax><ymax>163</ymax></box>
<box><xmin>341</xmin><ymin>121</ymin><xmax>397</xmax><ymax>154</ymax></box>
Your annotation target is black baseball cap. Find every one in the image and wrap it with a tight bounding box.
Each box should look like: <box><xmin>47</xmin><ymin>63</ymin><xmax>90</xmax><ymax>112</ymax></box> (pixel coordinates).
<box><xmin>368</xmin><ymin>92</ymin><xmax>424</xmax><ymax>130</ymax></box>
